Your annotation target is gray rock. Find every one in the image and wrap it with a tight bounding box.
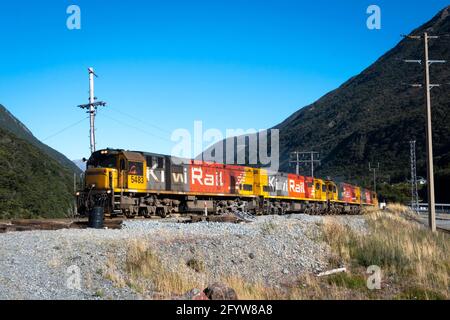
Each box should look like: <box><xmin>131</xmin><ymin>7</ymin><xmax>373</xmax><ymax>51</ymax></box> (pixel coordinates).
<box><xmin>204</xmin><ymin>283</ymin><xmax>238</xmax><ymax>300</ymax></box>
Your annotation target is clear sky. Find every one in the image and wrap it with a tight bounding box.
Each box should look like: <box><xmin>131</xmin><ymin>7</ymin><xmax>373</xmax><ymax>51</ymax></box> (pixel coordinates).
<box><xmin>0</xmin><ymin>0</ymin><xmax>447</xmax><ymax>160</ymax></box>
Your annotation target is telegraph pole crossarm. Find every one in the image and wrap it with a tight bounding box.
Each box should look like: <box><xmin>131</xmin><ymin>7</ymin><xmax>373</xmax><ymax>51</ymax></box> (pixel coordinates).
<box><xmin>290</xmin><ymin>151</ymin><xmax>320</xmax><ymax>179</ymax></box>
<box><xmin>78</xmin><ymin>101</ymin><xmax>107</xmax><ymax>109</ymax></box>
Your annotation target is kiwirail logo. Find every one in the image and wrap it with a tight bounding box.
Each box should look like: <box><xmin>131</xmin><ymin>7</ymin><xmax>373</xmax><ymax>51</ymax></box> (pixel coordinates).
<box><xmin>170</xmin><ymin>121</ymin><xmax>280</xmax><ymax>172</ymax></box>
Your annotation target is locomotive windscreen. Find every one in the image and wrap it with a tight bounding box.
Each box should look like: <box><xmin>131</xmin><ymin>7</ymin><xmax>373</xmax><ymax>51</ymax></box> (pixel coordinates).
<box><xmin>87</xmin><ymin>153</ymin><xmax>117</xmax><ymax>169</ymax></box>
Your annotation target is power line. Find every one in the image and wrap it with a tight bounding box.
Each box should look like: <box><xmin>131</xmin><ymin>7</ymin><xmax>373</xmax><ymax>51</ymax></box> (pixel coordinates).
<box><xmin>289</xmin><ymin>151</ymin><xmax>320</xmax><ymax>179</ymax></box>
<box><xmin>99</xmin><ymin>113</ymin><xmax>172</xmax><ymax>143</ymax></box>
<box><xmin>42</xmin><ymin>116</ymin><xmax>89</xmax><ymax>142</ymax></box>
<box><xmin>109</xmin><ymin>107</ymin><xmax>172</xmax><ymax>135</ymax></box>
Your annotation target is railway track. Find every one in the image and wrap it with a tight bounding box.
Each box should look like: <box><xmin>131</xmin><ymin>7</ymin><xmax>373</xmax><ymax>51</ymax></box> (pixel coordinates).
<box><xmin>0</xmin><ymin>213</ymin><xmax>248</xmax><ymax>233</ymax></box>
<box><xmin>0</xmin><ymin>218</ymin><xmax>123</xmax><ymax>233</ymax></box>
<box><xmin>3</xmin><ymin>211</ymin><xmax>447</xmax><ymax>235</ymax></box>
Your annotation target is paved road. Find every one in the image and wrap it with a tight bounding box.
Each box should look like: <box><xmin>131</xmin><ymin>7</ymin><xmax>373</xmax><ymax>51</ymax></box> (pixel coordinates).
<box><xmin>418</xmin><ymin>213</ymin><xmax>450</xmax><ymax>231</ymax></box>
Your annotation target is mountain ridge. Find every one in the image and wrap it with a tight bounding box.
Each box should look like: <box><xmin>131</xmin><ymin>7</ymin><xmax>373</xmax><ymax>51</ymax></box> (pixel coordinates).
<box><xmin>0</xmin><ymin>104</ymin><xmax>81</xmax><ymax>174</ymax></box>
<box><xmin>274</xmin><ymin>5</ymin><xmax>450</xmax><ymax>179</ymax></box>
<box><xmin>200</xmin><ymin>5</ymin><xmax>450</xmax><ymax>202</ymax></box>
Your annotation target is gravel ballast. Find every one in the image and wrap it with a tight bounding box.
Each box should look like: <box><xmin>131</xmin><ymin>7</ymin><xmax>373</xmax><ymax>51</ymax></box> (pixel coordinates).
<box><xmin>0</xmin><ymin>214</ymin><xmax>367</xmax><ymax>300</ymax></box>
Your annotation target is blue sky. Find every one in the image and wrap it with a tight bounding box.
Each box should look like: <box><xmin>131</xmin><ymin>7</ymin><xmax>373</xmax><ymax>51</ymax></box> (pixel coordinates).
<box><xmin>0</xmin><ymin>0</ymin><xmax>447</xmax><ymax>160</ymax></box>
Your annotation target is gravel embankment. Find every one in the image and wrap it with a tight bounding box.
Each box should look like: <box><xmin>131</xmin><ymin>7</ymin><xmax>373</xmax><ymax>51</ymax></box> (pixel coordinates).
<box><xmin>0</xmin><ymin>214</ymin><xmax>367</xmax><ymax>300</ymax></box>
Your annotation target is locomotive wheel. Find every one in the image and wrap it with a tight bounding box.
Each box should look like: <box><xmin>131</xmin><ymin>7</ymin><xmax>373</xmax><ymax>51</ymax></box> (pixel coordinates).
<box><xmin>156</xmin><ymin>207</ymin><xmax>167</xmax><ymax>218</ymax></box>
<box><xmin>139</xmin><ymin>208</ymin><xmax>151</xmax><ymax>218</ymax></box>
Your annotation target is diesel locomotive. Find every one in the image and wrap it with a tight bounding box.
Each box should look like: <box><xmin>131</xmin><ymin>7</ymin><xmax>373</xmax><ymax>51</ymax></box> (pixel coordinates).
<box><xmin>76</xmin><ymin>148</ymin><xmax>378</xmax><ymax>217</ymax></box>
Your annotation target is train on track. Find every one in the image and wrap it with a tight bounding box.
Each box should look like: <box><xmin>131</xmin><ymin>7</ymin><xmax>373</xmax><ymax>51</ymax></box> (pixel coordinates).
<box><xmin>76</xmin><ymin>148</ymin><xmax>378</xmax><ymax>218</ymax></box>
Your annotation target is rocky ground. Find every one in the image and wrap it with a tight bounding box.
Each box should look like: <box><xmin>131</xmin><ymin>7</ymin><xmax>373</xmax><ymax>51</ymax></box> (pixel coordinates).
<box><xmin>0</xmin><ymin>214</ymin><xmax>368</xmax><ymax>300</ymax></box>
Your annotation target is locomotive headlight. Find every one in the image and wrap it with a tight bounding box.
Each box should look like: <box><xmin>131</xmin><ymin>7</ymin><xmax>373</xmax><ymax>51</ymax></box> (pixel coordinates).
<box><xmin>75</xmin><ymin>192</ymin><xmax>80</xmax><ymax>196</ymax></box>
<box><xmin>107</xmin><ymin>190</ymin><xmax>112</xmax><ymax>194</ymax></box>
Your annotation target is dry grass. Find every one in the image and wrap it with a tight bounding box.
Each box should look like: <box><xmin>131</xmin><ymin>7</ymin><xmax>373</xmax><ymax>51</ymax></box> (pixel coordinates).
<box><xmin>385</xmin><ymin>203</ymin><xmax>414</xmax><ymax>215</ymax></box>
<box><xmin>221</xmin><ymin>276</ymin><xmax>279</xmax><ymax>300</ymax></box>
<box><xmin>104</xmin><ymin>254</ymin><xmax>126</xmax><ymax>288</ymax></box>
<box><xmin>320</xmin><ymin>206</ymin><xmax>450</xmax><ymax>299</ymax></box>
<box><xmin>105</xmin><ymin>239</ymin><xmax>292</xmax><ymax>299</ymax></box>
<box><xmin>125</xmin><ymin>239</ymin><xmax>207</xmax><ymax>297</ymax></box>
<box><xmin>47</xmin><ymin>256</ymin><xmax>61</xmax><ymax>268</ymax></box>
<box><xmin>102</xmin><ymin>206</ymin><xmax>449</xmax><ymax>300</ymax></box>
<box><xmin>227</xmin><ymin>206</ymin><xmax>449</xmax><ymax>300</ymax></box>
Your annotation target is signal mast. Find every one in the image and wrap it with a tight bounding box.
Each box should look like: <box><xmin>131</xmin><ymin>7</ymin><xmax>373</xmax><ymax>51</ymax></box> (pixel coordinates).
<box><xmin>77</xmin><ymin>67</ymin><xmax>107</xmax><ymax>154</ymax></box>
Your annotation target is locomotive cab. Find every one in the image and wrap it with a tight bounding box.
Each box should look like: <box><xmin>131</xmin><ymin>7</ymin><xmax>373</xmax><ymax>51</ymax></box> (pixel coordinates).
<box><xmin>83</xmin><ymin>149</ymin><xmax>146</xmax><ymax>191</ymax></box>
<box><xmin>77</xmin><ymin>149</ymin><xmax>147</xmax><ymax>216</ymax></box>
<box><xmin>372</xmin><ymin>192</ymin><xmax>379</xmax><ymax>207</ymax></box>
<box><xmin>325</xmin><ymin>181</ymin><xmax>338</xmax><ymax>201</ymax></box>
<box><xmin>85</xmin><ymin>149</ymin><xmax>119</xmax><ymax>190</ymax></box>
<box><xmin>314</xmin><ymin>179</ymin><xmax>327</xmax><ymax>201</ymax></box>
<box><xmin>117</xmin><ymin>151</ymin><xmax>146</xmax><ymax>191</ymax></box>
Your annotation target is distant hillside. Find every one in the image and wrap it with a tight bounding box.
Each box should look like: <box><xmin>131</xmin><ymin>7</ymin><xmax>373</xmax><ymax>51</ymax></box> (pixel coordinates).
<box><xmin>201</xmin><ymin>6</ymin><xmax>450</xmax><ymax>201</ymax></box>
<box><xmin>275</xmin><ymin>6</ymin><xmax>450</xmax><ymax>182</ymax></box>
<box><xmin>0</xmin><ymin>126</ymin><xmax>75</xmax><ymax>219</ymax></box>
<box><xmin>0</xmin><ymin>104</ymin><xmax>81</xmax><ymax>174</ymax></box>
<box><xmin>72</xmin><ymin>159</ymin><xmax>86</xmax><ymax>172</ymax></box>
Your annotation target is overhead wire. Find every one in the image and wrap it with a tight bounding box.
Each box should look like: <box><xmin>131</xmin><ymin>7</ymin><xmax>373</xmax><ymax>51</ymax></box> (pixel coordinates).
<box><xmin>42</xmin><ymin>116</ymin><xmax>89</xmax><ymax>142</ymax></box>
<box><xmin>108</xmin><ymin>106</ymin><xmax>172</xmax><ymax>135</ymax></box>
<box><xmin>97</xmin><ymin>112</ymin><xmax>173</xmax><ymax>143</ymax></box>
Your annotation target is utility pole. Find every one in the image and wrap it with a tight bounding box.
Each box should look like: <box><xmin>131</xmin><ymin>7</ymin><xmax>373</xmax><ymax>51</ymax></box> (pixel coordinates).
<box><xmin>410</xmin><ymin>141</ymin><xmax>419</xmax><ymax>212</ymax></box>
<box><xmin>369</xmin><ymin>162</ymin><xmax>379</xmax><ymax>194</ymax></box>
<box><xmin>403</xmin><ymin>33</ymin><xmax>446</xmax><ymax>232</ymax></box>
<box><xmin>77</xmin><ymin>67</ymin><xmax>107</xmax><ymax>154</ymax></box>
<box><xmin>424</xmin><ymin>33</ymin><xmax>436</xmax><ymax>232</ymax></box>
<box><xmin>73</xmin><ymin>172</ymin><xmax>77</xmax><ymax>217</ymax></box>
<box><xmin>290</xmin><ymin>151</ymin><xmax>320</xmax><ymax>178</ymax></box>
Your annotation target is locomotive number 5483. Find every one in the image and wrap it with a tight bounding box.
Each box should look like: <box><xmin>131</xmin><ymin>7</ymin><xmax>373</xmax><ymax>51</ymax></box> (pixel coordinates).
<box><xmin>130</xmin><ymin>175</ymin><xmax>144</xmax><ymax>184</ymax></box>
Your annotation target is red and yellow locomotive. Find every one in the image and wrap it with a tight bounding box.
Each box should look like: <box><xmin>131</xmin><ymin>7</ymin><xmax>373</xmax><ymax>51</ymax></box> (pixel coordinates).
<box><xmin>76</xmin><ymin>148</ymin><xmax>377</xmax><ymax>217</ymax></box>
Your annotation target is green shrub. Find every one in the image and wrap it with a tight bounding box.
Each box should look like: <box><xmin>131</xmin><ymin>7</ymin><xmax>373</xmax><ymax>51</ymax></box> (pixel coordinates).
<box><xmin>396</xmin><ymin>287</ymin><xmax>447</xmax><ymax>300</ymax></box>
<box><xmin>326</xmin><ymin>272</ymin><xmax>367</xmax><ymax>290</ymax></box>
